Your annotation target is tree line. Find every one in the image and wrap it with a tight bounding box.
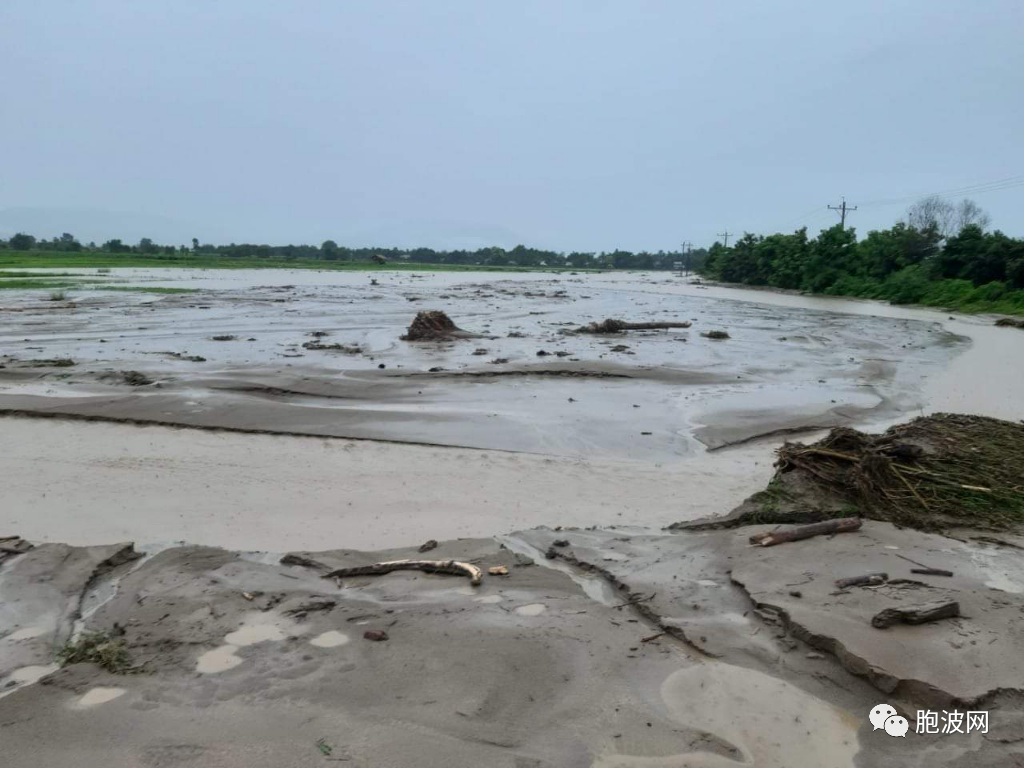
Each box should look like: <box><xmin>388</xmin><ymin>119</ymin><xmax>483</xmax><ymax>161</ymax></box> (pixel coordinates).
<box><xmin>0</xmin><ymin>232</ymin><xmax>708</xmax><ymax>271</ymax></box>
<box><xmin>700</xmin><ymin>196</ymin><xmax>1024</xmax><ymax>310</ymax></box>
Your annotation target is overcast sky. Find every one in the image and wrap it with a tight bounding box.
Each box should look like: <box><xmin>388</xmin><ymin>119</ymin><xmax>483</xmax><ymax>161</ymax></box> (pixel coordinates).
<box><xmin>2</xmin><ymin>0</ymin><xmax>1022</xmax><ymax>251</ymax></box>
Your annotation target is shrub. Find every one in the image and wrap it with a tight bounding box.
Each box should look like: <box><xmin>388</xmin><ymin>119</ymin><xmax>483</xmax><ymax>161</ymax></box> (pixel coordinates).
<box><xmin>878</xmin><ymin>265</ymin><xmax>930</xmax><ymax>305</ymax></box>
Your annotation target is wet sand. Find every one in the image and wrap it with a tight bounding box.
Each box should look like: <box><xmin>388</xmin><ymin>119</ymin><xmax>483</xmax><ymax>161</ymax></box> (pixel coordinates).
<box><xmin>0</xmin><ymin>269</ymin><xmax>965</xmax><ymax>458</ymax></box>
<box><xmin>1</xmin><ymin>526</ymin><xmax>1020</xmax><ymax>767</ymax></box>
<box><xmin>1</xmin><ymin>269</ymin><xmax>1021</xmax><ymax>551</ymax></box>
<box><xmin>2</xmin><ymin>270</ymin><xmax>1024</xmax><ymax>767</ymax></box>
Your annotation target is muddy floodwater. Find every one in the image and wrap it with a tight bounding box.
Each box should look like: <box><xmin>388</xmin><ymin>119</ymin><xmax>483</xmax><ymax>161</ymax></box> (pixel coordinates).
<box><xmin>3</xmin><ymin>269</ymin><xmax>1024</xmax><ymax>768</ymax></box>
<box><xmin>3</xmin><ymin>268</ymin><xmax>1023</xmax><ymax>551</ymax></box>
<box><xmin>0</xmin><ymin>268</ymin><xmax>972</xmax><ymax>458</ymax></box>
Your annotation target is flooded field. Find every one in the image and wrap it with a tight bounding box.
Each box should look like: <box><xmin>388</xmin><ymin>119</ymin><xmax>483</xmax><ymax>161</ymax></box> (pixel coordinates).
<box><xmin>0</xmin><ymin>269</ymin><xmax>967</xmax><ymax>459</ymax></box>
<box><xmin>4</xmin><ymin>270</ymin><xmax>1024</xmax><ymax>768</ymax></box>
<box><xmin>4</xmin><ymin>268</ymin><xmax>1023</xmax><ymax>551</ymax></box>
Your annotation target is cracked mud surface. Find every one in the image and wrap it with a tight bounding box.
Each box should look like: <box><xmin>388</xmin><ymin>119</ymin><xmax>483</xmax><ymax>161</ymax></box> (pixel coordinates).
<box><xmin>1</xmin><ymin>526</ymin><xmax>1022</xmax><ymax>767</ymax></box>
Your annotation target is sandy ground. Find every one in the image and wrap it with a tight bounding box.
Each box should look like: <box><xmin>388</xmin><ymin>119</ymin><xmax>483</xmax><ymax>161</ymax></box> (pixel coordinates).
<box><xmin>1</xmin><ymin>416</ymin><xmax>776</xmax><ymax>551</ymax></box>
<box><xmin>1</xmin><ymin>525</ymin><xmax>1021</xmax><ymax>767</ymax></box>
<box><xmin>2</xmin><ymin>270</ymin><xmax>1024</xmax><ymax>767</ymax></box>
<box><xmin>1</xmin><ymin>270</ymin><xmax>1022</xmax><ymax>551</ymax></box>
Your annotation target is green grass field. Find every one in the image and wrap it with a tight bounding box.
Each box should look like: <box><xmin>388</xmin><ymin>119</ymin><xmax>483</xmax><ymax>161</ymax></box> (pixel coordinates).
<box><xmin>0</xmin><ymin>251</ymin><xmax>578</xmax><ymax>273</ymax></box>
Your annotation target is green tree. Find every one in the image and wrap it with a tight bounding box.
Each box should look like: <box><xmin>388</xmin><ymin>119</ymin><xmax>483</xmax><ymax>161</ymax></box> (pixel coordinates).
<box><xmin>802</xmin><ymin>225</ymin><xmax>857</xmax><ymax>292</ymax></box>
<box><xmin>321</xmin><ymin>239</ymin><xmax>339</xmax><ymax>260</ymax></box>
<box><xmin>137</xmin><ymin>237</ymin><xmax>159</xmax><ymax>254</ymax></box>
<box><xmin>57</xmin><ymin>232</ymin><xmax>83</xmax><ymax>252</ymax></box>
<box><xmin>857</xmin><ymin>223</ymin><xmax>940</xmax><ymax>281</ymax></box>
<box><xmin>103</xmin><ymin>239</ymin><xmax>131</xmax><ymax>253</ymax></box>
<box><xmin>9</xmin><ymin>233</ymin><xmax>36</xmax><ymax>250</ymax></box>
<box><xmin>763</xmin><ymin>229</ymin><xmax>810</xmax><ymax>289</ymax></box>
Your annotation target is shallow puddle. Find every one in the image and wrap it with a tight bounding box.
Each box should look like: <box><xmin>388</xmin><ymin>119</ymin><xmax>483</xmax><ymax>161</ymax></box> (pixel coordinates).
<box><xmin>514</xmin><ymin>603</ymin><xmax>547</xmax><ymax>616</ymax></box>
<box><xmin>224</xmin><ymin>624</ymin><xmax>286</xmax><ymax>646</ymax></box>
<box><xmin>74</xmin><ymin>687</ymin><xmax>126</xmax><ymax>709</ymax></box>
<box><xmin>310</xmin><ymin>631</ymin><xmax>349</xmax><ymax>648</ymax></box>
<box><xmin>7</xmin><ymin>664</ymin><xmax>59</xmax><ymax>685</ymax></box>
<box><xmin>5</xmin><ymin>626</ymin><xmax>48</xmax><ymax>641</ymax></box>
<box><xmin>196</xmin><ymin>645</ymin><xmax>243</xmax><ymax>674</ymax></box>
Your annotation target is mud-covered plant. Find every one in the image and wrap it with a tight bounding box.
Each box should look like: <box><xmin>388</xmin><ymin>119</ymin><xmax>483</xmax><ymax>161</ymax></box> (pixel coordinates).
<box><xmin>58</xmin><ymin>631</ymin><xmax>135</xmax><ymax>674</ymax></box>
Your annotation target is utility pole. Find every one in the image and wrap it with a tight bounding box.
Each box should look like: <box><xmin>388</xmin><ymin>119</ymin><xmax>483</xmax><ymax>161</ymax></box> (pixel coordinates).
<box><xmin>681</xmin><ymin>241</ymin><xmax>693</xmax><ymax>276</ymax></box>
<box><xmin>828</xmin><ymin>197</ymin><xmax>858</xmax><ymax>230</ymax></box>
<box><xmin>717</xmin><ymin>231</ymin><xmax>731</xmax><ymax>248</ymax></box>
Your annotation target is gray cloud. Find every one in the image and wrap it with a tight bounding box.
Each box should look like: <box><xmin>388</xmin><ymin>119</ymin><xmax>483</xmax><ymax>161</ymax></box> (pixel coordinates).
<box><xmin>2</xmin><ymin>0</ymin><xmax>1022</xmax><ymax>250</ymax></box>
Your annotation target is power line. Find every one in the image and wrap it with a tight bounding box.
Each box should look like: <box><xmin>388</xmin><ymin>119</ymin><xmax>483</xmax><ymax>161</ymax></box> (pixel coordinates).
<box><xmin>858</xmin><ymin>174</ymin><xmax>1024</xmax><ymax>209</ymax></box>
<box><xmin>828</xmin><ymin>197</ymin><xmax>857</xmax><ymax>229</ymax></box>
<box><xmin>681</xmin><ymin>241</ymin><xmax>692</xmax><ymax>275</ymax></box>
<box><xmin>780</xmin><ymin>172</ymin><xmax>1024</xmax><ymax>232</ymax></box>
<box><xmin>717</xmin><ymin>231</ymin><xmax>732</xmax><ymax>248</ymax></box>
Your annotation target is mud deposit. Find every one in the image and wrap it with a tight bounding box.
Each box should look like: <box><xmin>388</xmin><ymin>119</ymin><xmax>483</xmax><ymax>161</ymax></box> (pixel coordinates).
<box><xmin>0</xmin><ymin>269</ymin><xmax>963</xmax><ymax>459</ymax></box>
<box><xmin>1</xmin><ymin>529</ymin><xmax>1022</xmax><ymax>767</ymax></box>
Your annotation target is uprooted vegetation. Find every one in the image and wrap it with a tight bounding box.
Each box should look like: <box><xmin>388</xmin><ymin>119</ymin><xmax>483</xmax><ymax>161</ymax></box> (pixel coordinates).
<box><xmin>58</xmin><ymin>631</ymin><xmax>136</xmax><ymax>674</ymax></box>
<box><xmin>302</xmin><ymin>340</ymin><xmax>362</xmax><ymax>353</ymax></box>
<box><xmin>401</xmin><ymin>310</ymin><xmax>482</xmax><ymax>340</ymax></box>
<box><xmin>677</xmin><ymin>413</ymin><xmax>1024</xmax><ymax>533</ymax></box>
<box><xmin>574</xmin><ymin>318</ymin><xmax>692</xmax><ymax>334</ymax></box>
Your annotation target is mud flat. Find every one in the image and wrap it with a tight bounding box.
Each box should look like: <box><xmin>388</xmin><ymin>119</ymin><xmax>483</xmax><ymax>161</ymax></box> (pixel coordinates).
<box><xmin>1</xmin><ymin>521</ymin><xmax>1022</xmax><ymax>767</ymax></box>
<box><xmin>2</xmin><ymin>270</ymin><xmax>1024</xmax><ymax>765</ymax></box>
<box><xmin>3</xmin><ymin>269</ymin><xmax>1017</xmax><ymax>551</ymax></box>
<box><xmin>0</xmin><ymin>269</ymin><xmax>966</xmax><ymax>459</ymax></box>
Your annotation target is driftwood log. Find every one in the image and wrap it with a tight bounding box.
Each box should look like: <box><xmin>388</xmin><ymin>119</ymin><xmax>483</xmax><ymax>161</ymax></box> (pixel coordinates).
<box><xmin>749</xmin><ymin>517</ymin><xmax>862</xmax><ymax>547</ymax></box>
<box><xmin>279</xmin><ymin>553</ymin><xmax>331</xmax><ymax>571</ymax></box>
<box><xmin>575</xmin><ymin>318</ymin><xmax>692</xmax><ymax>334</ymax></box>
<box><xmin>322</xmin><ymin>559</ymin><xmax>484</xmax><ymax>586</ymax></box>
<box><xmin>910</xmin><ymin>567</ymin><xmax>954</xmax><ymax>577</ymax></box>
<box><xmin>836</xmin><ymin>572</ymin><xmax>888</xmax><ymax>589</ymax></box>
<box><xmin>871</xmin><ymin>600</ymin><xmax>960</xmax><ymax>629</ymax></box>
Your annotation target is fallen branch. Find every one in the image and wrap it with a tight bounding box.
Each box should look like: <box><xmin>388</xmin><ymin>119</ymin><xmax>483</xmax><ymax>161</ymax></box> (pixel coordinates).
<box><xmin>835</xmin><ymin>572</ymin><xmax>888</xmax><ymax>589</ymax></box>
<box><xmin>894</xmin><ymin>553</ymin><xmax>952</xmax><ymax>577</ymax></box>
<box><xmin>893</xmin><ymin>466</ymin><xmax>930</xmax><ymax>510</ymax></box>
<box><xmin>749</xmin><ymin>517</ymin><xmax>862</xmax><ymax>547</ymax></box>
<box><xmin>284</xmin><ymin>600</ymin><xmax>337</xmax><ymax>616</ymax></box>
<box><xmin>575</xmin><ymin>318</ymin><xmax>692</xmax><ymax>334</ymax></box>
<box><xmin>280</xmin><ymin>554</ymin><xmax>331</xmax><ymax>571</ymax></box>
<box><xmin>910</xmin><ymin>567</ymin><xmax>954</xmax><ymax>578</ymax></box>
<box><xmin>613</xmin><ymin>593</ymin><xmax>656</xmax><ymax>609</ymax></box>
<box><xmin>322</xmin><ymin>559</ymin><xmax>483</xmax><ymax>586</ymax></box>
<box><xmin>871</xmin><ymin>600</ymin><xmax>960</xmax><ymax>629</ymax></box>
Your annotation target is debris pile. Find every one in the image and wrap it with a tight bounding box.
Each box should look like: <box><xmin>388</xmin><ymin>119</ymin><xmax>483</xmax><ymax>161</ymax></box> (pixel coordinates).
<box><xmin>575</xmin><ymin>318</ymin><xmax>692</xmax><ymax>334</ymax></box>
<box><xmin>724</xmin><ymin>414</ymin><xmax>1024</xmax><ymax>532</ymax></box>
<box><xmin>995</xmin><ymin>317</ymin><xmax>1024</xmax><ymax>328</ymax></box>
<box><xmin>301</xmin><ymin>341</ymin><xmax>362</xmax><ymax>353</ymax></box>
<box><xmin>401</xmin><ymin>310</ymin><xmax>475</xmax><ymax>340</ymax></box>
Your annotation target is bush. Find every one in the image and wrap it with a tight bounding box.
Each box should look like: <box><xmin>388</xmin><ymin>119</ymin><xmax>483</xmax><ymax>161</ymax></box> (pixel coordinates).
<box><xmin>877</xmin><ymin>265</ymin><xmax>930</xmax><ymax>305</ymax></box>
<box><xmin>967</xmin><ymin>281</ymin><xmax>1008</xmax><ymax>303</ymax></box>
<box><xmin>920</xmin><ymin>279</ymin><xmax>974</xmax><ymax>307</ymax></box>
<box><xmin>827</xmin><ymin>274</ymin><xmax>882</xmax><ymax>298</ymax></box>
